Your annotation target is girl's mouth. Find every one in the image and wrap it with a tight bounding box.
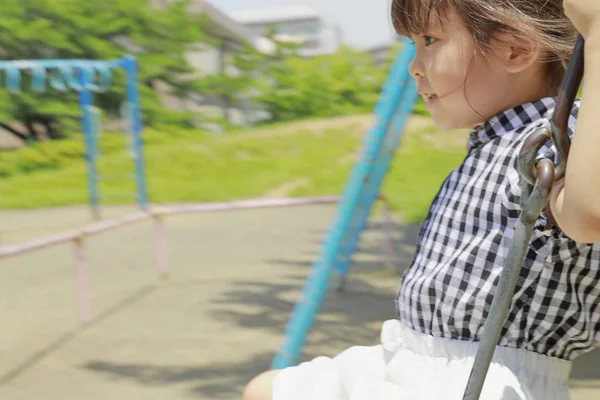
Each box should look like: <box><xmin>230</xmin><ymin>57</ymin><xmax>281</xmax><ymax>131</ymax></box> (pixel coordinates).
<box><xmin>423</xmin><ymin>93</ymin><xmax>438</xmax><ymax>108</ymax></box>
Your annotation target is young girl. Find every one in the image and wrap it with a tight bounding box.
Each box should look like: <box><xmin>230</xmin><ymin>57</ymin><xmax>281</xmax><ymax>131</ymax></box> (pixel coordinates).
<box><xmin>244</xmin><ymin>0</ymin><xmax>600</xmax><ymax>399</ymax></box>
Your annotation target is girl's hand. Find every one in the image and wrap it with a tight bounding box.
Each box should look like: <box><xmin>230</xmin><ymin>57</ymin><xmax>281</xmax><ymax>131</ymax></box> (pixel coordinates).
<box><xmin>564</xmin><ymin>0</ymin><xmax>600</xmax><ymax>39</ymax></box>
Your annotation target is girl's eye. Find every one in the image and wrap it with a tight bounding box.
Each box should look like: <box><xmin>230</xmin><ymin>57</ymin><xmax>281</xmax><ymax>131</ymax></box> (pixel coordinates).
<box><xmin>423</xmin><ymin>35</ymin><xmax>437</xmax><ymax>46</ymax></box>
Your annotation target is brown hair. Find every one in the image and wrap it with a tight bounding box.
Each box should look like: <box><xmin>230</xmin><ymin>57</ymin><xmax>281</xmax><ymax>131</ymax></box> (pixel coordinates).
<box><xmin>391</xmin><ymin>0</ymin><xmax>577</xmax><ymax>92</ymax></box>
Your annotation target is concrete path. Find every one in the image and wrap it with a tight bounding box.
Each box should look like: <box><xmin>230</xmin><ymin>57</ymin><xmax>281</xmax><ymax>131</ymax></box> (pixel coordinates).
<box><xmin>0</xmin><ymin>205</ymin><xmax>598</xmax><ymax>399</ymax></box>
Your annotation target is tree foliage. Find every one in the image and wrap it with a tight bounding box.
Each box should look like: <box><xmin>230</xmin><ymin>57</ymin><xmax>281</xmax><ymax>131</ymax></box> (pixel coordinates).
<box><xmin>0</xmin><ymin>0</ymin><xmax>208</xmax><ymax>142</ymax></box>
<box><xmin>0</xmin><ymin>0</ymin><xmax>401</xmax><ymax>145</ymax></box>
<box><xmin>247</xmin><ymin>45</ymin><xmax>390</xmax><ymax>123</ymax></box>
<box><xmin>194</xmin><ymin>23</ymin><xmax>396</xmax><ymax>125</ymax></box>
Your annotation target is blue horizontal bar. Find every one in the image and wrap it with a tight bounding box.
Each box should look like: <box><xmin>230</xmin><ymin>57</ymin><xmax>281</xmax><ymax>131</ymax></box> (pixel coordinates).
<box><xmin>0</xmin><ymin>58</ymin><xmax>126</xmax><ymax>71</ymax></box>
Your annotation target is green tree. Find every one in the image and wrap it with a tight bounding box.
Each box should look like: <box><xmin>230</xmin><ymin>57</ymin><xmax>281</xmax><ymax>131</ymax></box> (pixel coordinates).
<box><xmin>189</xmin><ymin>23</ymin><xmax>395</xmax><ymax>127</ymax></box>
<box><xmin>190</xmin><ymin>39</ymin><xmax>262</xmax><ymax>127</ymax></box>
<box><xmin>192</xmin><ymin>25</ymin><xmax>303</xmax><ymax>125</ymax></box>
<box><xmin>0</xmin><ymin>0</ymin><xmax>208</xmax><ymax>143</ymax></box>
<box><xmin>247</xmin><ymin>44</ymin><xmax>389</xmax><ymax>123</ymax></box>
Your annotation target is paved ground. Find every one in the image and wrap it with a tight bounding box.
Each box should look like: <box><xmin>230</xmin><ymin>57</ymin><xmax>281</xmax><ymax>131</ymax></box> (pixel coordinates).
<box><xmin>0</xmin><ymin>204</ymin><xmax>599</xmax><ymax>399</ymax></box>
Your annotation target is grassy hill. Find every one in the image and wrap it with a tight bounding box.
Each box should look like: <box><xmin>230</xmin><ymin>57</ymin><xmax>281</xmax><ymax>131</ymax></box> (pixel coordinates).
<box><xmin>0</xmin><ymin>115</ymin><xmax>468</xmax><ymax>223</ymax></box>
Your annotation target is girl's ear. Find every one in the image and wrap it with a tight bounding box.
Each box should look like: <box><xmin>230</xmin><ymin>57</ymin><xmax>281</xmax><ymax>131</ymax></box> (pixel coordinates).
<box><xmin>491</xmin><ymin>33</ymin><xmax>542</xmax><ymax>74</ymax></box>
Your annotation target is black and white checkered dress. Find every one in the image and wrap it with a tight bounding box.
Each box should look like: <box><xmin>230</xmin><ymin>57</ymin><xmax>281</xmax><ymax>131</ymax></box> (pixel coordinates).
<box><xmin>396</xmin><ymin>97</ymin><xmax>600</xmax><ymax>361</ymax></box>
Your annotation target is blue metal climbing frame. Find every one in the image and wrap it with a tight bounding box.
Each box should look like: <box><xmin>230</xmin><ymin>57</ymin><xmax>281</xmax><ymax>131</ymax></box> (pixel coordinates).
<box><xmin>0</xmin><ymin>55</ymin><xmax>148</xmax><ymax>218</ymax></box>
<box><xmin>271</xmin><ymin>38</ymin><xmax>419</xmax><ymax>369</ymax></box>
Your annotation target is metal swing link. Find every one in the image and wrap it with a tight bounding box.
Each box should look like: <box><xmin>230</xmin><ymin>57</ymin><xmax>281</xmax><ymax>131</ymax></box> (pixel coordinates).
<box><xmin>461</xmin><ymin>34</ymin><xmax>585</xmax><ymax>400</ymax></box>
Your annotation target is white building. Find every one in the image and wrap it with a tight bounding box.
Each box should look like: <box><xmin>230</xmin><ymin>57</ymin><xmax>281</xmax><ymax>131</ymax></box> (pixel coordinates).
<box><xmin>154</xmin><ymin>0</ymin><xmax>265</xmax><ymax>128</ymax></box>
<box><xmin>229</xmin><ymin>5</ymin><xmax>341</xmax><ymax>57</ymax></box>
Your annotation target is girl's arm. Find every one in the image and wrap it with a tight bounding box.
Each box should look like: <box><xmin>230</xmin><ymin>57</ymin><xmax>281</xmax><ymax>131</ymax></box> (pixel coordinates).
<box><xmin>549</xmin><ymin>25</ymin><xmax>600</xmax><ymax>243</ymax></box>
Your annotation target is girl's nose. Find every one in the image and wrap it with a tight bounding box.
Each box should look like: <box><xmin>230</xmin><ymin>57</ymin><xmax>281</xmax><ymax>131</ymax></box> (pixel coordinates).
<box><xmin>409</xmin><ymin>55</ymin><xmax>425</xmax><ymax>79</ymax></box>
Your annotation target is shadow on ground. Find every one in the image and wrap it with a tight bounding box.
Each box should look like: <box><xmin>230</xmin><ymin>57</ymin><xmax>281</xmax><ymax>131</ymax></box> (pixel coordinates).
<box><xmin>78</xmin><ymin>218</ymin><xmax>600</xmax><ymax>397</ymax></box>
<box><xmin>79</xmin><ymin>220</ymin><xmax>417</xmax><ymax>398</ymax></box>
<box><xmin>82</xmin><ymin>354</ymin><xmax>273</xmax><ymax>399</ymax></box>
<box><xmin>207</xmin><ymin>219</ymin><xmax>421</xmax><ymax>340</ymax></box>
<box><xmin>0</xmin><ymin>284</ymin><xmax>158</xmax><ymax>387</ymax></box>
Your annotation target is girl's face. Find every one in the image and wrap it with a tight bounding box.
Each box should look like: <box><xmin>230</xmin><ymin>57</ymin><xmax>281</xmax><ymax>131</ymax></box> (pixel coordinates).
<box><xmin>408</xmin><ymin>12</ymin><xmax>545</xmax><ymax>130</ymax></box>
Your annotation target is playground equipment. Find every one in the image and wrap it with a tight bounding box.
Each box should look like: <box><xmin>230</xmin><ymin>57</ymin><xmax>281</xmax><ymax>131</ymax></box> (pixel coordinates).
<box><xmin>0</xmin><ymin>48</ymin><xmax>404</xmax><ymax>333</ymax></box>
<box><xmin>0</xmin><ymin>56</ymin><xmax>148</xmax><ymax>218</ymax></box>
<box><xmin>271</xmin><ymin>38</ymin><xmax>419</xmax><ymax>369</ymax></box>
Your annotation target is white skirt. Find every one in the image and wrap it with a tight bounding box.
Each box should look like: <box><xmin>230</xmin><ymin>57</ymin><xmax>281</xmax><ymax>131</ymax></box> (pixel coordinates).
<box><xmin>273</xmin><ymin>319</ymin><xmax>572</xmax><ymax>400</ymax></box>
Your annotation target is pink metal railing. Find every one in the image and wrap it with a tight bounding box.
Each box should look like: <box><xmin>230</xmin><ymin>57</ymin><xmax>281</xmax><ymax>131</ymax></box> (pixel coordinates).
<box><xmin>0</xmin><ymin>196</ymin><xmax>397</xmax><ymax>323</ymax></box>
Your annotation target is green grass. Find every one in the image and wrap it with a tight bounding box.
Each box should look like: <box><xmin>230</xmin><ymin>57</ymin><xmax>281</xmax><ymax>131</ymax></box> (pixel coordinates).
<box><xmin>0</xmin><ymin>116</ymin><xmax>468</xmax><ymax>223</ymax></box>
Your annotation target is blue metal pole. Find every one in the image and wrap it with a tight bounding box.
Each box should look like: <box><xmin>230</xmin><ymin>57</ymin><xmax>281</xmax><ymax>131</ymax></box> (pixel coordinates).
<box><xmin>271</xmin><ymin>38</ymin><xmax>416</xmax><ymax>369</ymax></box>
<box><xmin>0</xmin><ymin>57</ymin><xmax>140</xmax><ymax>215</ymax></box>
<box><xmin>332</xmin><ymin>48</ymin><xmax>418</xmax><ymax>276</ymax></box>
<box><xmin>0</xmin><ymin>59</ymin><xmax>122</xmax><ymax>70</ymax></box>
<box><xmin>123</xmin><ymin>55</ymin><xmax>149</xmax><ymax>211</ymax></box>
<box><xmin>369</xmin><ymin>79</ymin><xmax>420</xmax><ymax>198</ymax></box>
<box><xmin>79</xmin><ymin>67</ymin><xmax>101</xmax><ymax>220</ymax></box>
<box><xmin>334</xmin><ymin>76</ymin><xmax>419</xmax><ymax>276</ymax></box>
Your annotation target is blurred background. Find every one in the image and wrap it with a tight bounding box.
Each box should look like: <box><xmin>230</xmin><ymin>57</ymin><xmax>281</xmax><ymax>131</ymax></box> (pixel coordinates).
<box><xmin>0</xmin><ymin>1</ymin><xmax>597</xmax><ymax>399</ymax></box>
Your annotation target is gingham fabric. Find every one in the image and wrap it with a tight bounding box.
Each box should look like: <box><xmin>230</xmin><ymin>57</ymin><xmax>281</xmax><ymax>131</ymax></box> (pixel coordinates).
<box><xmin>396</xmin><ymin>96</ymin><xmax>600</xmax><ymax>360</ymax></box>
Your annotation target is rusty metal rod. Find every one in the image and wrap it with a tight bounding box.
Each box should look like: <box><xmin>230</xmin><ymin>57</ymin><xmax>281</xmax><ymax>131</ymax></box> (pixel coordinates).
<box><xmin>551</xmin><ymin>34</ymin><xmax>585</xmax><ymax>182</ymax></box>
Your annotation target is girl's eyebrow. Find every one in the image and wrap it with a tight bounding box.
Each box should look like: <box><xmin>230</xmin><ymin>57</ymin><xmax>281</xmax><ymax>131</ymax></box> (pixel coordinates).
<box><xmin>427</xmin><ymin>18</ymin><xmax>443</xmax><ymax>31</ymax></box>
<box><xmin>414</xmin><ymin>25</ymin><xmax>440</xmax><ymax>37</ymax></box>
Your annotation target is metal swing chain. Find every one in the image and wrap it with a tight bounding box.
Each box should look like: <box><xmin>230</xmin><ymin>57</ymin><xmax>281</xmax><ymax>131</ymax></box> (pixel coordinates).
<box><xmin>461</xmin><ymin>34</ymin><xmax>585</xmax><ymax>400</ymax></box>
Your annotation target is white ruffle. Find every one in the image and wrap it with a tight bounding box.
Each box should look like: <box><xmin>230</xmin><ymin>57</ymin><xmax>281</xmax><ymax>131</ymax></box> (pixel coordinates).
<box><xmin>272</xmin><ymin>319</ymin><xmax>572</xmax><ymax>400</ymax></box>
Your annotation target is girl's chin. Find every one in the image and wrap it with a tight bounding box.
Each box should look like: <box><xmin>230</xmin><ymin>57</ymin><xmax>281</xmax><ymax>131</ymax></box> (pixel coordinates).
<box><xmin>430</xmin><ymin>112</ymin><xmax>482</xmax><ymax>131</ymax></box>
